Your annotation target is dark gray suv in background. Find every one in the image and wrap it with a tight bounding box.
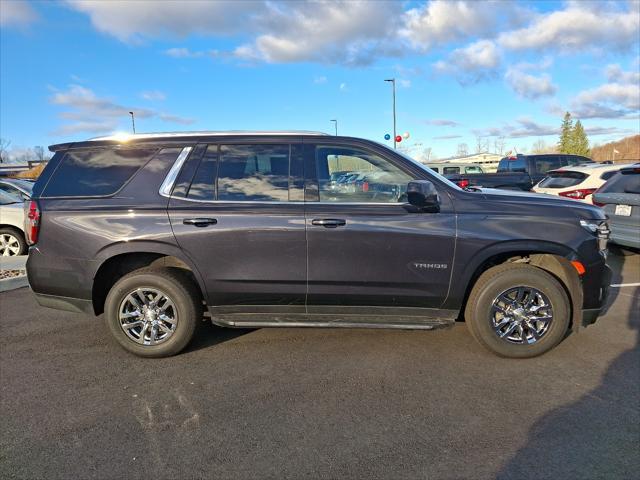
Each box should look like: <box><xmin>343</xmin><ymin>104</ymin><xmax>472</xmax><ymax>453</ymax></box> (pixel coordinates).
<box><xmin>26</xmin><ymin>132</ymin><xmax>611</xmax><ymax>358</ymax></box>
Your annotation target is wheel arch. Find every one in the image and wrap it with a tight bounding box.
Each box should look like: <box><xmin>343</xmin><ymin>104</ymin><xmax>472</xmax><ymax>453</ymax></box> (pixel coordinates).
<box><xmin>91</xmin><ymin>242</ymin><xmax>207</xmax><ymax>316</ymax></box>
<box><xmin>447</xmin><ymin>240</ymin><xmax>583</xmax><ymax>331</ymax></box>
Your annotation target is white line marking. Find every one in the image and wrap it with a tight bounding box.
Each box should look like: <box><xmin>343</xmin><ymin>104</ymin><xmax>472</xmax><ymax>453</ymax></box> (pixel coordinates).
<box><xmin>610</xmin><ymin>283</ymin><xmax>640</xmax><ymax>287</ymax></box>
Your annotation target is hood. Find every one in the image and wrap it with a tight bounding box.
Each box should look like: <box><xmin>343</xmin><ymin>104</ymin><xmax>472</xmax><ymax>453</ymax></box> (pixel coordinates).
<box><xmin>477</xmin><ymin>187</ymin><xmax>605</xmax><ymax>220</ymax></box>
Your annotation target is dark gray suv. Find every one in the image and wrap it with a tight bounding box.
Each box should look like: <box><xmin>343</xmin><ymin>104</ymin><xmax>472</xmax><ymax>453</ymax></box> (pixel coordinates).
<box><xmin>26</xmin><ymin>132</ymin><xmax>611</xmax><ymax>358</ymax></box>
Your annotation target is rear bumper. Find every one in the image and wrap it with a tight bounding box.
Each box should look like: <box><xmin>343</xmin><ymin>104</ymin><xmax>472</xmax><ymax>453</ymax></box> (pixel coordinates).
<box><xmin>33</xmin><ymin>292</ymin><xmax>94</xmax><ymax>315</ymax></box>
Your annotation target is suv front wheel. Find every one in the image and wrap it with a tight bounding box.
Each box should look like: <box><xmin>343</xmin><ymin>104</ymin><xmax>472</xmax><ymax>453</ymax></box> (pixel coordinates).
<box><xmin>465</xmin><ymin>263</ymin><xmax>570</xmax><ymax>358</ymax></box>
<box><xmin>104</xmin><ymin>267</ymin><xmax>202</xmax><ymax>357</ymax></box>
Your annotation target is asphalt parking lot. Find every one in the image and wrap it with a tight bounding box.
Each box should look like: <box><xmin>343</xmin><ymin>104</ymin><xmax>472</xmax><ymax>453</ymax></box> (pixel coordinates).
<box><xmin>1</xmin><ymin>251</ymin><xmax>638</xmax><ymax>480</ymax></box>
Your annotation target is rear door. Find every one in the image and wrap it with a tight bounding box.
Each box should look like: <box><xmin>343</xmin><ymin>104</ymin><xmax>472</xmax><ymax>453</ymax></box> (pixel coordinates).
<box><xmin>304</xmin><ymin>141</ymin><xmax>456</xmax><ymax>312</ymax></box>
<box><xmin>168</xmin><ymin>141</ymin><xmax>307</xmax><ymax>311</ymax></box>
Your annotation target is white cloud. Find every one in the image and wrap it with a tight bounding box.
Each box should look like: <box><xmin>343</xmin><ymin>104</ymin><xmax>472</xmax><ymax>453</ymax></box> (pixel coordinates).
<box><xmin>50</xmin><ymin>84</ymin><xmax>193</xmax><ymax>135</ymax></box>
<box><xmin>339</xmin><ymin>83</ymin><xmax>348</xmax><ymax>92</ymax></box>
<box><xmin>474</xmin><ymin>118</ymin><xmax>558</xmax><ymax>139</ymax></box>
<box><xmin>313</xmin><ymin>76</ymin><xmax>327</xmax><ymax>84</ymax></box>
<box><xmin>398</xmin><ymin>79</ymin><xmax>411</xmax><ymax>88</ymax></box>
<box><xmin>425</xmin><ymin>119</ymin><xmax>460</xmax><ymax>127</ymax></box>
<box><xmin>0</xmin><ymin>0</ymin><xmax>37</xmax><ymax>26</ymax></box>
<box><xmin>140</xmin><ymin>90</ymin><xmax>166</xmax><ymax>101</ymax></box>
<box><xmin>505</xmin><ymin>69</ymin><xmax>557</xmax><ymax>99</ymax></box>
<box><xmin>605</xmin><ymin>64</ymin><xmax>640</xmax><ymax>85</ymax></box>
<box><xmin>433</xmin><ymin>134</ymin><xmax>462</xmax><ymax>140</ymax></box>
<box><xmin>164</xmin><ymin>47</ymin><xmax>204</xmax><ymax>58</ymax></box>
<box><xmin>401</xmin><ymin>0</ymin><xmax>527</xmax><ymax>50</ymax></box>
<box><xmin>499</xmin><ymin>2</ymin><xmax>640</xmax><ymax>53</ymax></box>
<box><xmin>233</xmin><ymin>1</ymin><xmax>400</xmax><ymax>66</ymax></box>
<box><xmin>65</xmin><ymin>0</ymin><xmax>261</xmax><ymax>42</ymax></box>
<box><xmin>433</xmin><ymin>40</ymin><xmax>500</xmax><ymax>84</ymax></box>
<box><xmin>570</xmin><ymin>65</ymin><xmax>640</xmax><ymax>119</ymax></box>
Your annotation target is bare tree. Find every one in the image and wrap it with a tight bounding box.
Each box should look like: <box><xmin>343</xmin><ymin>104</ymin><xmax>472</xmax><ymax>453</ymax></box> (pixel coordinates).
<box><xmin>0</xmin><ymin>138</ymin><xmax>10</xmax><ymax>163</ymax></box>
<box><xmin>531</xmin><ymin>138</ymin><xmax>548</xmax><ymax>154</ymax></box>
<box><xmin>422</xmin><ymin>147</ymin><xmax>432</xmax><ymax>162</ymax></box>
<box><xmin>456</xmin><ymin>143</ymin><xmax>469</xmax><ymax>157</ymax></box>
<box><xmin>494</xmin><ymin>136</ymin><xmax>505</xmax><ymax>155</ymax></box>
<box><xmin>34</xmin><ymin>146</ymin><xmax>46</xmax><ymax>161</ymax></box>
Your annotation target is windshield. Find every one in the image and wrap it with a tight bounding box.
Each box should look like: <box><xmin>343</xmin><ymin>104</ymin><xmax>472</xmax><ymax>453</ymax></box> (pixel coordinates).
<box><xmin>387</xmin><ymin>146</ymin><xmax>463</xmax><ymax>191</ymax></box>
<box><xmin>0</xmin><ymin>190</ymin><xmax>22</xmax><ymax>205</ymax></box>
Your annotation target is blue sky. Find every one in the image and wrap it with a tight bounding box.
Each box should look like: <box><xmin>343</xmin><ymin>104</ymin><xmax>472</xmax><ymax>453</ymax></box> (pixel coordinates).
<box><xmin>1</xmin><ymin>0</ymin><xmax>638</xmax><ymax>160</ymax></box>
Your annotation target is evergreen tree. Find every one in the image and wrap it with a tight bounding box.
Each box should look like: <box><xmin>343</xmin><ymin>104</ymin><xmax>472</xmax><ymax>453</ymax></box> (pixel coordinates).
<box><xmin>558</xmin><ymin>112</ymin><xmax>573</xmax><ymax>153</ymax></box>
<box><xmin>571</xmin><ymin>120</ymin><xmax>590</xmax><ymax>156</ymax></box>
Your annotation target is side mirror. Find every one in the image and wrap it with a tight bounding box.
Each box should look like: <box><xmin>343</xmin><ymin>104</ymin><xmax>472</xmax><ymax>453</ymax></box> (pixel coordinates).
<box><xmin>407</xmin><ymin>180</ymin><xmax>439</xmax><ymax>210</ymax></box>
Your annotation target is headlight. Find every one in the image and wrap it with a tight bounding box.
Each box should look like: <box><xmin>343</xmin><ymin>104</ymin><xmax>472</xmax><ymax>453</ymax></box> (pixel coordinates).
<box><xmin>580</xmin><ymin>220</ymin><xmax>610</xmax><ymax>251</ymax></box>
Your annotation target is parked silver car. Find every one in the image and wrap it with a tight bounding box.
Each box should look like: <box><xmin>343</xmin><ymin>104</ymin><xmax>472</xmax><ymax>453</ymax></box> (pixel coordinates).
<box><xmin>593</xmin><ymin>163</ymin><xmax>640</xmax><ymax>250</ymax></box>
<box><xmin>0</xmin><ymin>180</ymin><xmax>33</xmax><ymax>256</ymax></box>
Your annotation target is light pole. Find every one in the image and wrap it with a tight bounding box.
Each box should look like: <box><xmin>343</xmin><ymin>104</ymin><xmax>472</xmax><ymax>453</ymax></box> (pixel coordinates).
<box><xmin>384</xmin><ymin>78</ymin><xmax>396</xmax><ymax>149</ymax></box>
<box><xmin>129</xmin><ymin>111</ymin><xmax>136</xmax><ymax>134</ymax></box>
<box><xmin>330</xmin><ymin>119</ymin><xmax>338</xmax><ymax>136</ymax></box>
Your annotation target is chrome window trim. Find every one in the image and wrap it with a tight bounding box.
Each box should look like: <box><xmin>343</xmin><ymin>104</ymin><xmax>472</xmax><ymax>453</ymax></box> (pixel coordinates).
<box><xmin>166</xmin><ymin>195</ymin><xmax>404</xmax><ymax>206</ymax></box>
<box><xmin>159</xmin><ymin>146</ymin><xmax>193</xmax><ymax>197</ymax></box>
<box><xmin>90</xmin><ymin>130</ymin><xmax>328</xmax><ymax>141</ymax></box>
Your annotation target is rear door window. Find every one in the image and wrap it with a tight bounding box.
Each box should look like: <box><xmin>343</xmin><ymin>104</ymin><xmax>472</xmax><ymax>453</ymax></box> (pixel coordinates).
<box><xmin>465</xmin><ymin>165</ymin><xmax>483</xmax><ymax>174</ymax></box>
<box><xmin>533</xmin><ymin>156</ymin><xmax>562</xmax><ymax>174</ymax></box>
<box><xmin>217</xmin><ymin>144</ymin><xmax>290</xmax><ymax>201</ymax></box>
<box><xmin>443</xmin><ymin>166</ymin><xmax>460</xmax><ymax>175</ymax></box>
<box><xmin>42</xmin><ymin>147</ymin><xmax>157</xmax><ymax>197</ymax></box>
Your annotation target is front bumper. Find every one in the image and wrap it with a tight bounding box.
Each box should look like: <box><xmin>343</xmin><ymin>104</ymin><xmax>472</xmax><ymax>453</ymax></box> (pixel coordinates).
<box><xmin>581</xmin><ymin>262</ymin><xmax>612</xmax><ymax>327</ymax></box>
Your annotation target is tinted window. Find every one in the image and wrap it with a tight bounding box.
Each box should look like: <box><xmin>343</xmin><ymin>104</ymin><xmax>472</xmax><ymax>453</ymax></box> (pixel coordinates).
<box><xmin>316</xmin><ymin>146</ymin><xmax>412</xmax><ymax>203</ymax></box>
<box><xmin>465</xmin><ymin>165</ymin><xmax>483</xmax><ymax>174</ymax></box>
<box><xmin>533</xmin><ymin>156</ymin><xmax>562</xmax><ymax>174</ymax></box>
<box><xmin>217</xmin><ymin>144</ymin><xmax>290</xmax><ymax>201</ymax></box>
<box><xmin>187</xmin><ymin>145</ymin><xmax>218</xmax><ymax>201</ymax></box>
<box><xmin>600</xmin><ymin>170</ymin><xmax>617</xmax><ymax>181</ymax></box>
<box><xmin>429</xmin><ymin>167</ymin><xmax>439</xmax><ymax>173</ymax></box>
<box><xmin>498</xmin><ymin>156</ymin><xmax>527</xmax><ymax>172</ymax></box>
<box><xmin>599</xmin><ymin>171</ymin><xmax>640</xmax><ymax>194</ymax></box>
<box><xmin>443</xmin><ymin>166</ymin><xmax>460</xmax><ymax>175</ymax></box>
<box><xmin>43</xmin><ymin>148</ymin><xmax>157</xmax><ymax>197</ymax></box>
<box><xmin>537</xmin><ymin>171</ymin><xmax>587</xmax><ymax>188</ymax></box>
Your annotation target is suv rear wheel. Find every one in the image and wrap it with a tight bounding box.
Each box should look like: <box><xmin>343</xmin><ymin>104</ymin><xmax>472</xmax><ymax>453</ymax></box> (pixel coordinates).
<box><xmin>465</xmin><ymin>263</ymin><xmax>570</xmax><ymax>358</ymax></box>
<box><xmin>104</xmin><ymin>267</ymin><xmax>202</xmax><ymax>357</ymax></box>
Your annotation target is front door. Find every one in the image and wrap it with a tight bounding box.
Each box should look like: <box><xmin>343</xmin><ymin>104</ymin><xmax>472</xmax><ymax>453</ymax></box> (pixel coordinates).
<box><xmin>304</xmin><ymin>143</ymin><xmax>456</xmax><ymax>312</ymax></box>
<box><xmin>168</xmin><ymin>142</ymin><xmax>306</xmax><ymax>311</ymax></box>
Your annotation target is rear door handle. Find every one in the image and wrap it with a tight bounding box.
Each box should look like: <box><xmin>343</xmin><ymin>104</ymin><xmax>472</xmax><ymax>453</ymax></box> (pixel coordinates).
<box><xmin>311</xmin><ymin>218</ymin><xmax>346</xmax><ymax>228</ymax></box>
<box><xmin>183</xmin><ymin>218</ymin><xmax>217</xmax><ymax>227</ymax></box>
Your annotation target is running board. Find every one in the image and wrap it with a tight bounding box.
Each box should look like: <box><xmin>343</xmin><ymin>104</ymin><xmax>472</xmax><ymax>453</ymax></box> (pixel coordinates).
<box><xmin>209</xmin><ymin>313</ymin><xmax>455</xmax><ymax>331</ymax></box>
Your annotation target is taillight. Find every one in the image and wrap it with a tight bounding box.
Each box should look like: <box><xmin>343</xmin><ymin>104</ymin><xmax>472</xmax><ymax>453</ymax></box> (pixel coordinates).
<box><xmin>25</xmin><ymin>200</ymin><xmax>40</xmax><ymax>245</ymax></box>
<box><xmin>559</xmin><ymin>188</ymin><xmax>597</xmax><ymax>200</ymax></box>
<box><xmin>457</xmin><ymin>179</ymin><xmax>470</xmax><ymax>189</ymax></box>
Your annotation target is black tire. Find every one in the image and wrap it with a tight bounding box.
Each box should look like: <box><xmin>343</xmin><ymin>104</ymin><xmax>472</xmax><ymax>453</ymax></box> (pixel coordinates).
<box><xmin>465</xmin><ymin>263</ymin><xmax>570</xmax><ymax>358</ymax></box>
<box><xmin>0</xmin><ymin>227</ymin><xmax>27</xmax><ymax>256</ymax></box>
<box><xmin>104</xmin><ymin>267</ymin><xmax>203</xmax><ymax>358</ymax></box>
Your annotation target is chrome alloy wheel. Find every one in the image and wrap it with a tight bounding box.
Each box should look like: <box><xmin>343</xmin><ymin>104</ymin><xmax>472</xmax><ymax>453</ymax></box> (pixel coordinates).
<box><xmin>118</xmin><ymin>288</ymin><xmax>178</xmax><ymax>346</ymax></box>
<box><xmin>490</xmin><ymin>286</ymin><xmax>553</xmax><ymax>345</ymax></box>
<box><xmin>0</xmin><ymin>233</ymin><xmax>20</xmax><ymax>256</ymax></box>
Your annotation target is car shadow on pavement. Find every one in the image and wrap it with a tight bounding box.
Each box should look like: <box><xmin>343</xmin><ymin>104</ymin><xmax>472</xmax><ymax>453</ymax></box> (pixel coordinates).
<box><xmin>183</xmin><ymin>318</ymin><xmax>255</xmax><ymax>354</ymax></box>
<box><xmin>497</xmin><ymin>254</ymin><xmax>639</xmax><ymax>480</ymax></box>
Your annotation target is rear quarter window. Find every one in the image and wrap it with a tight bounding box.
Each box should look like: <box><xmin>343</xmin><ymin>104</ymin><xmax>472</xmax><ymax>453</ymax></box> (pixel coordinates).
<box><xmin>599</xmin><ymin>171</ymin><xmax>640</xmax><ymax>194</ymax></box>
<box><xmin>42</xmin><ymin>147</ymin><xmax>157</xmax><ymax>197</ymax></box>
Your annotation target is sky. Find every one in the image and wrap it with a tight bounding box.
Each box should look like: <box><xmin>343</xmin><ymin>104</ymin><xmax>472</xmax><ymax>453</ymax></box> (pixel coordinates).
<box><xmin>0</xmin><ymin>0</ymin><xmax>639</xmax><ymax>160</ymax></box>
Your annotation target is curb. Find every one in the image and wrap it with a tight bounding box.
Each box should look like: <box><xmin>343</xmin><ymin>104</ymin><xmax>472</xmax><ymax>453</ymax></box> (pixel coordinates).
<box><xmin>0</xmin><ymin>275</ymin><xmax>29</xmax><ymax>293</ymax></box>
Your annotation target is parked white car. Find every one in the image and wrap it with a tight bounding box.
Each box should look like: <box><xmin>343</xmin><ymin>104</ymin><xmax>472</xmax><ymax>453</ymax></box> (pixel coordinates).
<box><xmin>532</xmin><ymin>163</ymin><xmax>630</xmax><ymax>204</ymax></box>
<box><xmin>0</xmin><ymin>189</ymin><xmax>28</xmax><ymax>256</ymax></box>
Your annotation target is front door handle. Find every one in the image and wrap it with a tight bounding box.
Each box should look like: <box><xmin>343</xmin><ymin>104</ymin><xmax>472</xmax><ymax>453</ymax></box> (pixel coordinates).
<box><xmin>311</xmin><ymin>218</ymin><xmax>346</xmax><ymax>228</ymax></box>
<box><xmin>183</xmin><ymin>218</ymin><xmax>217</xmax><ymax>227</ymax></box>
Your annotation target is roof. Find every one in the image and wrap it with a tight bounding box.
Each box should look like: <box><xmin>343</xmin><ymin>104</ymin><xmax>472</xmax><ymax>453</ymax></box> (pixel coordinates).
<box><xmin>551</xmin><ymin>162</ymin><xmax>635</xmax><ymax>174</ymax></box>
<box><xmin>49</xmin><ymin>130</ymin><xmax>331</xmax><ymax>151</ymax></box>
